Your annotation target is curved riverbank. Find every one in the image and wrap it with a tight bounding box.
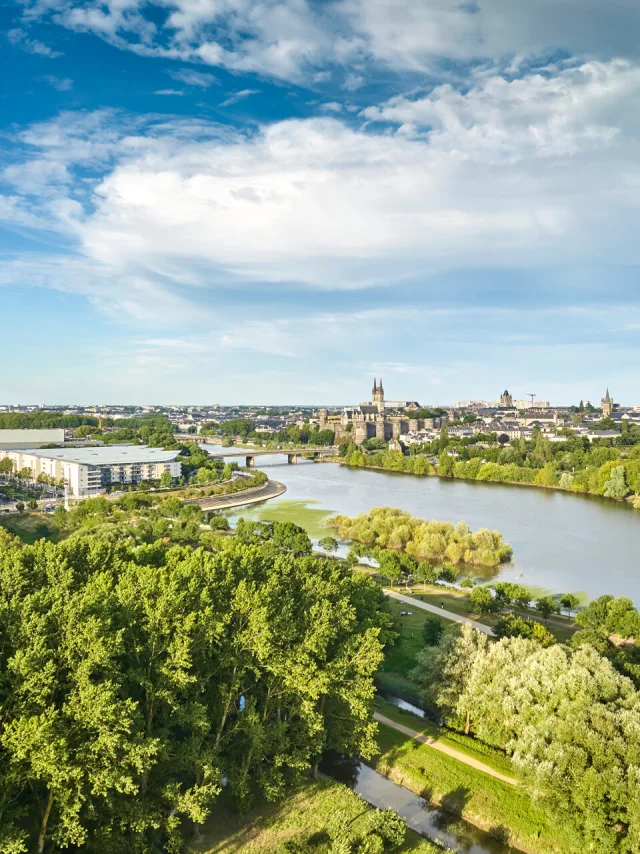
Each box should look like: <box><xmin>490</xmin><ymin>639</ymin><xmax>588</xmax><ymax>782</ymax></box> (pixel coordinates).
<box><xmin>338</xmin><ymin>459</ymin><xmax>639</xmax><ymax>509</ymax></box>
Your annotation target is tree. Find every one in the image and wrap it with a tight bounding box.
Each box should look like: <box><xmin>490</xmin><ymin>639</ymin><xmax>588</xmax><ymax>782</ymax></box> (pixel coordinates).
<box><xmin>160</xmin><ymin>470</ymin><xmax>173</xmax><ymax>488</ymax></box>
<box><xmin>494</xmin><ymin>614</ymin><xmax>555</xmax><ymax>647</ymax></box>
<box><xmin>0</xmin><ymin>531</ymin><xmax>392</xmax><ymax>848</ymax></box>
<box><xmin>603</xmin><ymin>465</ymin><xmax>628</xmax><ymax>498</ymax></box>
<box><xmin>534</xmin><ymin>596</ymin><xmax>556</xmax><ymax>623</ymax></box>
<box><xmin>207</xmin><ymin>513</ymin><xmax>231</xmax><ymax>531</ymax></box>
<box><xmin>560</xmin><ymin>593</ymin><xmax>580</xmax><ymax>618</ymax></box>
<box><xmin>422</xmin><ymin>617</ymin><xmax>445</xmax><ymax>646</ymax></box>
<box><xmin>14</xmin><ymin>501</ymin><xmax>24</xmax><ymax>512</ymax></box>
<box><xmin>318</xmin><ymin>536</ymin><xmax>339</xmax><ymax>554</ymax></box>
<box><xmin>469</xmin><ymin>586</ymin><xmax>498</xmax><ymax>615</ymax></box>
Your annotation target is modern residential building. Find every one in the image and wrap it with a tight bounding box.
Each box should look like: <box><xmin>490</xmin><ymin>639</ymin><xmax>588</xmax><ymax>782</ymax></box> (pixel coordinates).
<box><xmin>0</xmin><ymin>428</ymin><xmax>65</xmax><ymax>449</ymax></box>
<box><xmin>0</xmin><ymin>446</ymin><xmax>181</xmax><ymax>497</ymax></box>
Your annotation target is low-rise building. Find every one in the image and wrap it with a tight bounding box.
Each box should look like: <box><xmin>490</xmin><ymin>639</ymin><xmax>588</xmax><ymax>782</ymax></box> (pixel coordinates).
<box><xmin>0</xmin><ymin>446</ymin><xmax>181</xmax><ymax>497</ymax></box>
<box><xmin>0</xmin><ymin>428</ymin><xmax>65</xmax><ymax>449</ymax></box>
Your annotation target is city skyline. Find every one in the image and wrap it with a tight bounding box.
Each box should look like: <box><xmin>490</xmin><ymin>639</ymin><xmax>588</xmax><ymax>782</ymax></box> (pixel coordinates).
<box><xmin>2</xmin><ymin>0</ymin><xmax>640</xmax><ymax>403</ymax></box>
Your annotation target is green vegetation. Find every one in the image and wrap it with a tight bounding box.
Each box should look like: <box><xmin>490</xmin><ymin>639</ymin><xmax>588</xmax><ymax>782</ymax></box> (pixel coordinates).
<box><xmin>202</xmin><ymin>418</ymin><xmax>336</xmax><ymax>449</ymax></box>
<box><xmin>343</xmin><ymin>446</ymin><xmax>433</xmax><ymax>476</ymax></box>
<box><xmin>374</xmin><ymin>720</ymin><xmax>581</xmax><ymax>854</ymax></box>
<box><xmin>0</xmin><ymin>512</ymin><xmax>60</xmax><ymax>544</ymax></box>
<box><xmin>410</xmin><ymin>621</ymin><xmax>640</xmax><ymax>852</ymax></box>
<box><xmin>195</xmin><ymin>779</ymin><xmax>441</xmax><ymax>853</ymax></box>
<box><xmin>328</xmin><ymin>507</ymin><xmax>512</xmax><ymax>566</ymax></box>
<box><xmin>0</xmin><ymin>523</ymin><xmax>392</xmax><ymax>851</ymax></box>
<box><xmin>227</xmin><ymin>500</ymin><xmax>335</xmax><ymax>541</ymax></box>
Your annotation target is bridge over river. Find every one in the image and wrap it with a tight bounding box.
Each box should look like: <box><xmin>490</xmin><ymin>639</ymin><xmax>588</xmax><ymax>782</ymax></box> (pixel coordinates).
<box><xmin>208</xmin><ymin>448</ymin><xmax>337</xmax><ymax>467</ymax></box>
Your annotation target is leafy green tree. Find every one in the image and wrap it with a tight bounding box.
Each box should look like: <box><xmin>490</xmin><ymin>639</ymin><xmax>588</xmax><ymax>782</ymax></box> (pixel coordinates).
<box><xmin>494</xmin><ymin>614</ymin><xmax>555</xmax><ymax>647</ymax></box>
<box><xmin>469</xmin><ymin>586</ymin><xmax>498</xmax><ymax>615</ymax></box>
<box><xmin>422</xmin><ymin>617</ymin><xmax>445</xmax><ymax>646</ymax></box>
<box><xmin>603</xmin><ymin>465</ymin><xmax>628</xmax><ymax>498</ymax></box>
<box><xmin>560</xmin><ymin>593</ymin><xmax>580</xmax><ymax>618</ymax></box>
<box><xmin>318</xmin><ymin>536</ymin><xmax>339</xmax><ymax>553</ymax></box>
<box><xmin>160</xmin><ymin>470</ymin><xmax>173</xmax><ymax>488</ymax></box>
<box><xmin>534</xmin><ymin>596</ymin><xmax>556</xmax><ymax>623</ymax></box>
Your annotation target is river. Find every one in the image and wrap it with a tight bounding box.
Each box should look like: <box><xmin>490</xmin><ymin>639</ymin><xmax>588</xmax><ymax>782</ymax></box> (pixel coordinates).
<box><xmin>212</xmin><ymin>450</ymin><xmax>640</xmax><ymax>602</ymax></box>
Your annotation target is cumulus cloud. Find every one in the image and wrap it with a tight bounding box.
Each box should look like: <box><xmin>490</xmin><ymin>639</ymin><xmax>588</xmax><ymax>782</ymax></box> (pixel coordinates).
<box><xmin>43</xmin><ymin>76</ymin><xmax>73</xmax><ymax>90</ymax></box>
<box><xmin>2</xmin><ymin>59</ymin><xmax>640</xmax><ymax>322</ymax></box>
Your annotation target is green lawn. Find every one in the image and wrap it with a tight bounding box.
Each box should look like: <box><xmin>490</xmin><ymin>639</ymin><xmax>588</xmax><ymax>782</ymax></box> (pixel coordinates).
<box><xmin>193</xmin><ymin>779</ymin><xmax>442</xmax><ymax>854</ymax></box>
<box><xmin>373</xmin><ymin>722</ymin><xmax>582</xmax><ymax>854</ymax></box>
<box><xmin>0</xmin><ymin>512</ymin><xmax>60</xmax><ymax>544</ymax></box>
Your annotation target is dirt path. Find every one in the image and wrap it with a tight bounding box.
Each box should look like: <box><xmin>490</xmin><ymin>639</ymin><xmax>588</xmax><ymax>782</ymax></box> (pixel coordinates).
<box><xmin>374</xmin><ymin>712</ymin><xmax>519</xmax><ymax>786</ymax></box>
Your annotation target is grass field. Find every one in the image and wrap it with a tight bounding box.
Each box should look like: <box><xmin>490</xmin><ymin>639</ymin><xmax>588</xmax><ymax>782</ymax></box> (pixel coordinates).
<box><xmin>226</xmin><ymin>499</ymin><xmax>337</xmax><ymax>540</ymax></box>
<box><xmin>193</xmin><ymin>779</ymin><xmax>442</xmax><ymax>854</ymax></box>
<box><xmin>0</xmin><ymin>512</ymin><xmax>60</xmax><ymax>544</ymax></box>
<box><xmin>373</xmin><ymin>720</ymin><xmax>582</xmax><ymax>854</ymax></box>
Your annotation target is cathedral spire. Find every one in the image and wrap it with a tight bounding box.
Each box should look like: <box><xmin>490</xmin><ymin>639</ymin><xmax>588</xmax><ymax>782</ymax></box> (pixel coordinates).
<box><xmin>372</xmin><ymin>378</ymin><xmax>378</xmax><ymax>396</ymax></box>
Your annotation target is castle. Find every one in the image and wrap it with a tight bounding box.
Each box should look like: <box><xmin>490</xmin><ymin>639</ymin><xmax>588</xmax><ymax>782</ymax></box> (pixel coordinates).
<box><xmin>318</xmin><ymin>379</ymin><xmax>444</xmax><ymax>444</ymax></box>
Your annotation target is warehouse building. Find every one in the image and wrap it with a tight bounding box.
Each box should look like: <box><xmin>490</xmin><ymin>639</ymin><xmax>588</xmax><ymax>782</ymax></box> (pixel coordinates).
<box><xmin>0</xmin><ymin>446</ymin><xmax>181</xmax><ymax>497</ymax></box>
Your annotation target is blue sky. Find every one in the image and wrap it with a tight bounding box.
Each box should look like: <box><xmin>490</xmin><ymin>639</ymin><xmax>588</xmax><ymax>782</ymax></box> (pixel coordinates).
<box><xmin>2</xmin><ymin>0</ymin><xmax>640</xmax><ymax>406</ymax></box>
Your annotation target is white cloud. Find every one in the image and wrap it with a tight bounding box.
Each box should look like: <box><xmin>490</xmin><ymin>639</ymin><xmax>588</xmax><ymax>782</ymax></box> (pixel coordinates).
<box><xmin>43</xmin><ymin>75</ymin><xmax>73</xmax><ymax>90</ymax></box>
<box><xmin>3</xmin><ymin>58</ymin><xmax>640</xmax><ymax>323</ymax></box>
<box><xmin>154</xmin><ymin>88</ymin><xmax>185</xmax><ymax>96</ymax></box>
<box><xmin>167</xmin><ymin>68</ymin><xmax>218</xmax><ymax>88</ymax></box>
<box><xmin>16</xmin><ymin>0</ymin><xmax>640</xmax><ymax>84</ymax></box>
<box><xmin>7</xmin><ymin>27</ymin><xmax>62</xmax><ymax>57</ymax></box>
<box><xmin>220</xmin><ymin>89</ymin><xmax>260</xmax><ymax>107</ymax></box>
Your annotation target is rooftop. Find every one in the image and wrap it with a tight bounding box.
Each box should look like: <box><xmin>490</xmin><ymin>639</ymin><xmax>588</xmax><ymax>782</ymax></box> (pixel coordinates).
<box><xmin>24</xmin><ymin>446</ymin><xmax>180</xmax><ymax>466</ymax></box>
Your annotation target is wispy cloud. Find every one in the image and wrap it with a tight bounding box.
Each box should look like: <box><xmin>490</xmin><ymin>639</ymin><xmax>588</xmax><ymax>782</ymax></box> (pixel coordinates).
<box><xmin>8</xmin><ymin>28</ymin><xmax>62</xmax><ymax>58</ymax></box>
<box><xmin>154</xmin><ymin>88</ymin><xmax>184</xmax><ymax>96</ymax></box>
<box><xmin>43</xmin><ymin>76</ymin><xmax>73</xmax><ymax>91</ymax></box>
<box><xmin>167</xmin><ymin>68</ymin><xmax>218</xmax><ymax>88</ymax></box>
<box><xmin>220</xmin><ymin>89</ymin><xmax>260</xmax><ymax>107</ymax></box>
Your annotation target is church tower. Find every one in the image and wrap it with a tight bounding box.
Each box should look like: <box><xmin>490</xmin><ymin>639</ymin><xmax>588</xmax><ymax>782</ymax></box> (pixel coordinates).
<box><xmin>372</xmin><ymin>377</ymin><xmax>384</xmax><ymax>411</ymax></box>
<box><xmin>602</xmin><ymin>388</ymin><xmax>613</xmax><ymax>417</ymax></box>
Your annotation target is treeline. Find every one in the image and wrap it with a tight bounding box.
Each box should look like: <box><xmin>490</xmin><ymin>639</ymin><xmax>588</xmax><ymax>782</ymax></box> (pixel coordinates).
<box><xmin>327</xmin><ymin>507</ymin><xmax>512</xmax><ymax>567</ymax></box>
<box><xmin>0</xmin><ymin>412</ymin><xmax>100</xmax><ymax>429</ymax></box>
<box><xmin>0</xmin><ymin>523</ymin><xmax>391</xmax><ymax>851</ymax></box>
<box><xmin>202</xmin><ymin>419</ymin><xmax>336</xmax><ymax>448</ymax></box>
<box><xmin>412</xmin><ymin>599</ymin><xmax>640</xmax><ymax>851</ymax></box>
<box><xmin>342</xmin><ymin>446</ymin><xmax>433</xmax><ymax>476</ymax></box>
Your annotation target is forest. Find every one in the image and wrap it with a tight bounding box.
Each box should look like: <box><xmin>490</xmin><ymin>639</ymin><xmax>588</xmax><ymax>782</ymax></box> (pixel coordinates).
<box><xmin>0</xmin><ymin>519</ymin><xmax>392</xmax><ymax>852</ymax></box>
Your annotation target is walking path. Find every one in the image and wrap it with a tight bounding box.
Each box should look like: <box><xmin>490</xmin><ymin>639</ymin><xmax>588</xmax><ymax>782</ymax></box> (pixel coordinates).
<box><xmin>373</xmin><ymin>712</ymin><xmax>519</xmax><ymax>786</ymax></box>
<box><xmin>384</xmin><ymin>589</ymin><xmax>495</xmax><ymax>636</ymax></box>
<box><xmin>191</xmin><ymin>478</ymin><xmax>287</xmax><ymax>511</ymax></box>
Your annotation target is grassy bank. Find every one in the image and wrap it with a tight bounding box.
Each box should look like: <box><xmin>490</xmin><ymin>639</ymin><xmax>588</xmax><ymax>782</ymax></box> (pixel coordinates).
<box><xmin>372</xmin><ymin>712</ymin><xmax>582</xmax><ymax>854</ymax></box>
<box><xmin>0</xmin><ymin>512</ymin><xmax>60</xmax><ymax>544</ymax></box>
<box><xmin>193</xmin><ymin>778</ymin><xmax>442</xmax><ymax>854</ymax></box>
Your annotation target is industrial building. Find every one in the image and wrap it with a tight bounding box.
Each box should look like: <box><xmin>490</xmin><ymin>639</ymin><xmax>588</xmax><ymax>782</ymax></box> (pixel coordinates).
<box><xmin>0</xmin><ymin>446</ymin><xmax>181</xmax><ymax>497</ymax></box>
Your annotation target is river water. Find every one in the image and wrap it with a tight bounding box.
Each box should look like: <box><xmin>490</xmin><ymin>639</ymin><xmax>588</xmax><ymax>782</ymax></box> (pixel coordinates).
<box><xmin>212</xmin><ymin>449</ymin><xmax>640</xmax><ymax>602</ymax></box>
<box><xmin>321</xmin><ymin>758</ymin><xmax>518</xmax><ymax>853</ymax></box>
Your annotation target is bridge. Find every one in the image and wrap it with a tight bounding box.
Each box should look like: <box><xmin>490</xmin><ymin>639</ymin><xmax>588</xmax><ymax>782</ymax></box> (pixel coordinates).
<box><xmin>207</xmin><ymin>448</ymin><xmax>338</xmax><ymax>467</ymax></box>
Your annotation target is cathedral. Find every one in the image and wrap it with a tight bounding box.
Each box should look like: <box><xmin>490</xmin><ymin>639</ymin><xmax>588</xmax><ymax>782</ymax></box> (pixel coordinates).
<box><xmin>317</xmin><ymin>378</ymin><xmax>444</xmax><ymax>444</ymax></box>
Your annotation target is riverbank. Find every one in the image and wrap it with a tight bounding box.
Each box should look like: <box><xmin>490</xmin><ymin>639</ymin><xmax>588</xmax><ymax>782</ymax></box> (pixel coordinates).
<box><xmin>372</xmin><ymin>700</ymin><xmax>582</xmax><ymax>854</ymax></box>
<box><xmin>193</xmin><ymin>778</ymin><xmax>442</xmax><ymax>853</ymax></box>
<box><xmin>339</xmin><ymin>457</ymin><xmax>639</xmax><ymax>509</ymax></box>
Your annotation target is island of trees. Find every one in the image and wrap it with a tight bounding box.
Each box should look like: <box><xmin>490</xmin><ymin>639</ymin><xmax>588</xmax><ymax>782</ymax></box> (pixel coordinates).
<box><xmin>327</xmin><ymin>507</ymin><xmax>513</xmax><ymax>567</ymax></box>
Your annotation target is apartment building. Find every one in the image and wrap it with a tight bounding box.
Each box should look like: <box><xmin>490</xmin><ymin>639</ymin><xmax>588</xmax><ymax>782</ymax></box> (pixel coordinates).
<box><xmin>0</xmin><ymin>446</ymin><xmax>181</xmax><ymax>497</ymax></box>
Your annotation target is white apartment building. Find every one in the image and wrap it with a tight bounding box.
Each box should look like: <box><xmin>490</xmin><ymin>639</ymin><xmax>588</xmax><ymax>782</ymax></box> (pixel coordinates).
<box><xmin>0</xmin><ymin>446</ymin><xmax>181</xmax><ymax>497</ymax></box>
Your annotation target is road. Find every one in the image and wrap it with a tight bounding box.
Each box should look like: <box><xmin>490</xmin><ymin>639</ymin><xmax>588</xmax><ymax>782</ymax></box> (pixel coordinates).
<box><xmin>373</xmin><ymin>712</ymin><xmax>519</xmax><ymax>786</ymax></box>
<box><xmin>384</xmin><ymin>589</ymin><xmax>495</xmax><ymax>636</ymax></box>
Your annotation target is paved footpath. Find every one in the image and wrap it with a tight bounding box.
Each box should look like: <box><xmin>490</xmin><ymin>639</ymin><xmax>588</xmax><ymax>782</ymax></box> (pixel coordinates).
<box><xmin>384</xmin><ymin>589</ymin><xmax>495</xmax><ymax>636</ymax></box>
<box><xmin>374</xmin><ymin>712</ymin><xmax>519</xmax><ymax>786</ymax></box>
